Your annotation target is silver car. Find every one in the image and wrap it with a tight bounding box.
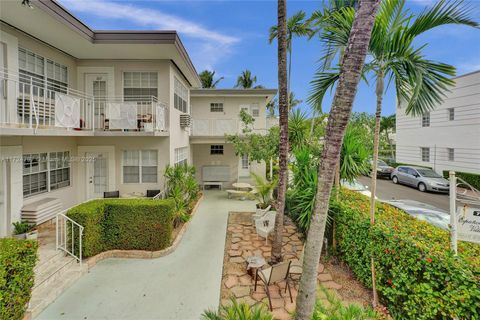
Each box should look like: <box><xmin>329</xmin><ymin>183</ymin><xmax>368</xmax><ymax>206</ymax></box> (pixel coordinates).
<box><xmin>390</xmin><ymin>166</ymin><xmax>450</xmax><ymax>193</ymax></box>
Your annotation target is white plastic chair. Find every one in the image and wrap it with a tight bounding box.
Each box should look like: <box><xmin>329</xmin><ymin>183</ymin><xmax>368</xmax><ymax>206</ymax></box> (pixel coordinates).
<box><xmin>255</xmin><ymin>211</ymin><xmax>276</xmax><ymax>244</ymax></box>
<box><xmin>252</xmin><ymin>205</ymin><xmax>272</xmax><ymax>222</ymax></box>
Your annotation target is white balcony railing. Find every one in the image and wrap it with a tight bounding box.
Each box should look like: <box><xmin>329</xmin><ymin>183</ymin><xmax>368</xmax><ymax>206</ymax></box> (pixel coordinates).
<box><xmin>0</xmin><ymin>71</ymin><xmax>168</xmax><ymax>133</ymax></box>
<box><xmin>191</xmin><ymin>118</ymin><xmax>239</xmax><ymax>136</ymax></box>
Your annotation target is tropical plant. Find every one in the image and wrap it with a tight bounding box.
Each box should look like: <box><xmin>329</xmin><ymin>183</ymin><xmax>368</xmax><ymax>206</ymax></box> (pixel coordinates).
<box><xmin>12</xmin><ymin>221</ymin><xmax>34</xmax><ymax>235</ymax></box>
<box><xmin>251</xmin><ymin>173</ymin><xmax>277</xmax><ymax>209</ymax></box>
<box><xmin>312</xmin><ymin>288</ymin><xmax>378</xmax><ymax>320</ymax></box>
<box><xmin>295</xmin><ymin>0</ymin><xmax>380</xmax><ymax>318</ymax></box>
<box><xmin>202</xmin><ymin>298</ymin><xmax>273</xmax><ymax>320</ymax></box>
<box><xmin>266</xmin><ymin>96</ymin><xmax>278</xmax><ymax>116</ymax></box>
<box><xmin>340</xmin><ymin>125</ymin><xmax>371</xmax><ymax>182</ymax></box>
<box><xmin>235</xmin><ymin>70</ymin><xmax>258</xmax><ymax>89</ymax></box>
<box><xmin>288</xmin><ymin>92</ymin><xmax>302</xmax><ymax>110</ymax></box>
<box><xmin>308</xmin><ymin>0</ymin><xmax>478</xmax><ymax>305</ymax></box>
<box><xmin>380</xmin><ymin>114</ymin><xmax>395</xmax><ymax>158</ymax></box>
<box><xmin>199</xmin><ymin>70</ymin><xmax>224</xmax><ymax>88</ymax></box>
<box><xmin>288</xmin><ymin>109</ymin><xmax>308</xmax><ymax>151</ymax></box>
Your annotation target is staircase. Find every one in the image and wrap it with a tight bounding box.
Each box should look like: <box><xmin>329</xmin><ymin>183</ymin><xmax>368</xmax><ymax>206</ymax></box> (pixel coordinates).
<box><xmin>27</xmin><ymin>222</ymin><xmax>87</xmax><ymax>319</ymax></box>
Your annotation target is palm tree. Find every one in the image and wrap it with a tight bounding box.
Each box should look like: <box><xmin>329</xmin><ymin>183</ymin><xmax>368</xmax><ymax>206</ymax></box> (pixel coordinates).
<box><xmin>235</xmin><ymin>70</ymin><xmax>258</xmax><ymax>89</ymax></box>
<box><xmin>266</xmin><ymin>97</ymin><xmax>278</xmax><ymax>116</ymax></box>
<box><xmin>199</xmin><ymin>70</ymin><xmax>224</xmax><ymax>88</ymax></box>
<box><xmin>309</xmin><ymin>0</ymin><xmax>478</xmax><ymax>306</ymax></box>
<box><xmin>270</xmin><ymin>0</ymin><xmax>288</xmax><ymax>264</ymax></box>
<box><xmin>288</xmin><ymin>92</ymin><xmax>302</xmax><ymax>110</ymax></box>
<box><xmin>295</xmin><ymin>0</ymin><xmax>380</xmax><ymax>318</ymax></box>
<box><xmin>380</xmin><ymin>114</ymin><xmax>395</xmax><ymax>159</ymax></box>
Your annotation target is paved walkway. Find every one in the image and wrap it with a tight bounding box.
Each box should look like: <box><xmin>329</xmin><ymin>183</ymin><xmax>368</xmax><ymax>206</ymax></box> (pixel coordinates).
<box><xmin>36</xmin><ymin>191</ymin><xmax>256</xmax><ymax>320</ymax></box>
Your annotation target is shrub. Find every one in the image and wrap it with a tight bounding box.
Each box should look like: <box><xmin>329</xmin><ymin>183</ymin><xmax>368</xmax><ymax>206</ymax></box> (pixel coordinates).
<box><xmin>67</xmin><ymin>198</ymin><xmax>175</xmax><ymax>258</ymax></box>
<box><xmin>312</xmin><ymin>288</ymin><xmax>378</xmax><ymax>320</ymax></box>
<box><xmin>201</xmin><ymin>298</ymin><xmax>273</xmax><ymax>320</ymax></box>
<box><xmin>0</xmin><ymin>238</ymin><xmax>38</xmax><ymax>320</ymax></box>
<box><xmin>442</xmin><ymin>170</ymin><xmax>480</xmax><ymax>190</ymax></box>
<box><xmin>331</xmin><ymin>190</ymin><xmax>480</xmax><ymax>319</ymax></box>
<box><xmin>12</xmin><ymin>222</ymin><xmax>34</xmax><ymax>235</ymax></box>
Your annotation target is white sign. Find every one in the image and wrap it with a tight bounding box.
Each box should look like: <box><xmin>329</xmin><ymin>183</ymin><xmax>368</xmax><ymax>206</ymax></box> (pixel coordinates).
<box><xmin>456</xmin><ymin>205</ymin><xmax>480</xmax><ymax>244</ymax></box>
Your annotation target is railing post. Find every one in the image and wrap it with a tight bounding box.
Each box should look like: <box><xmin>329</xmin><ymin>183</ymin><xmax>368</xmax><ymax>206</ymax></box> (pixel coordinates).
<box><xmin>55</xmin><ymin>214</ymin><xmax>59</xmax><ymax>250</ymax></box>
<box><xmin>92</xmin><ymin>96</ymin><xmax>95</xmax><ymax>132</ymax></box>
<box><xmin>79</xmin><ymin>227</ymin><xmax>83</xmax><ymax>266</ymax></box>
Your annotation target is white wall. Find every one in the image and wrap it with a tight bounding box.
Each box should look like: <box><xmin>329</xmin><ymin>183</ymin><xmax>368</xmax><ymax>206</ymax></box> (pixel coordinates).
<box><xmin>396</xmin><ymin>71</ymin><xmax>480</xmax><ymax>174</ymax></box>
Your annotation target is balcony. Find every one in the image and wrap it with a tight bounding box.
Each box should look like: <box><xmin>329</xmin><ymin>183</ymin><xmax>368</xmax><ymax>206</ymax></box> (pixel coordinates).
<box><xmin>191</xmin><ymin>118</ymin><xmax>239</xmax><ymax>136</ymax></box>
<box><xmin>0</xmin><ymin>71</ymin><xmax>167</xmax><ymax>135</ymax></box>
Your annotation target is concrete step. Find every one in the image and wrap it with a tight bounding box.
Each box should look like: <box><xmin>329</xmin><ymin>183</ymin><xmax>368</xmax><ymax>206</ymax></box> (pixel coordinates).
<box><xmin>29</xmin><ymin>266</ymin><xmax>87</xmax><ymax>319</ymax></box>
<box><xmin>34</xmin><ymin>250</ymin><xmax>66</xmax><ymax>275</ymax></box>
<box><xmin>33</xmin><ymin>255</ymin><xmax>77</xmax><ymax>291</ymax></box>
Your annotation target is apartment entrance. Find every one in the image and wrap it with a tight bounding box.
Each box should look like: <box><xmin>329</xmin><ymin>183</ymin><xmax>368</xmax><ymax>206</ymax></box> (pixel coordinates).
<box><xmin>86</xmin><ymin>152</ymin><xmax>109</xmax><ymax>199</ymax></box>
<box><xmin>238</xmin><ymin>154</ymin><xmax>250</xmax><ymax>178</ymax></box>
<box><xmin>85</xmin><ymin>74</ymin><xmax>109</xmax><ymax>130</ymax></box>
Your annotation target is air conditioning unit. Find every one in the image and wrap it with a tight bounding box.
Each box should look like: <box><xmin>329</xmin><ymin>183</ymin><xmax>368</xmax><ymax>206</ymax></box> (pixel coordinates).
<box><xmin>180</xmin><ymin>114</ymin><xmax>191</xmax><ymax>128</ymax></box>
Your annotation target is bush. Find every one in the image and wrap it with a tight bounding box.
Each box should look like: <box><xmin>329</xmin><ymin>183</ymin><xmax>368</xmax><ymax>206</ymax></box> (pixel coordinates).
<box><xmin>312</xmin><ymin>288</ymin><xmax>378</xmax><ymax>320</ymax></box>
<box><xmin>67</xmin><ymin>198</ymin><xmax>175</xmax><ymax>258</ymax></box>
<box><xmin>201</xmin><ymin>298</ymin><xmax>273</xmax><ymax>320</ymax></box>
<box><xmin>442</xmin><ymin>170</ymin><xmax>480</xmax><ymax>190</ymax></box>
<box><xmin>0</xmin><ymin>238</ymin><xmax>38</xmax><ymax>320</ymax></box>
<box><xmin>331</xmin><ymin>190</ymin><xmax>480</xmax><ymax>319</ymax></box>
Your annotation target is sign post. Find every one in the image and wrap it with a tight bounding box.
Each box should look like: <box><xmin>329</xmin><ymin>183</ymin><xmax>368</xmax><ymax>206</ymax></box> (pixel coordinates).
<box><xmin>449</xmin><ymin>171</ymin><xmax>457</xmax><ymax>255</ymax></box>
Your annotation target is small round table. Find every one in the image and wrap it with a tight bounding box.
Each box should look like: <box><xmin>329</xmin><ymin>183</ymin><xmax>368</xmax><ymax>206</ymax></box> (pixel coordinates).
<box><xmin>246</xmin><ymin>256</ymin><xmax>267</xmax><ymax>282</ymax></box>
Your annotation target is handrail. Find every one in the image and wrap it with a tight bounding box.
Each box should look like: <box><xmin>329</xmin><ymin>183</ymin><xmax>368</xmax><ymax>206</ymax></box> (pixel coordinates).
<box><xmin>56</xmin><ymin>211</ymin><xmax>84</xmax><ymax>265</ymax></box>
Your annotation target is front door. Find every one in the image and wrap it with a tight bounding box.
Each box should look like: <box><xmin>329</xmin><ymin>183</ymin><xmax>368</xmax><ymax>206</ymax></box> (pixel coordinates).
<box><xmin>86</xmin><ymin>152</ymin><xmax>108</xmax><ymax>199</ymax></box>
<box><xmin>238</xmin><ymin>154</ymin><xmax>250</xmax><ymax>178</ymax></box>
<box><xmin>85</xmin><ymin>74</ymin><xmax>108</xmax><ymax>130</ymax></box>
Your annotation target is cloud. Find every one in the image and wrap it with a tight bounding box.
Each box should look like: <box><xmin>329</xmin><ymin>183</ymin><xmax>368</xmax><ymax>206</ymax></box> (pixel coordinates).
<box><xmin>59</xmin><ymin>0</ymin><xmax>240</xmax><ymax>69</ymax></box>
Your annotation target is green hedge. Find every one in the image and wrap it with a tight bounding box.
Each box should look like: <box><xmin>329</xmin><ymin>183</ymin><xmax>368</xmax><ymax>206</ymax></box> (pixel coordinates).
<box><xmin>0</xmin><ymin>239</ymin><xmax>38</xmax><ymax>320</ymax></box>
<box><xmin>442</xmin><ymin>171</ymin><xmax>480</xmax><ymax>190</ymax></box>
<box><xmin>331</xmin><ymin>190</ymin><xmax>480</xmax><ymax>320</ymax></box>
<box><xmin>67</xmin><ymin>198</ymin><xmax>175</xmax><ymax>258</ymax></box>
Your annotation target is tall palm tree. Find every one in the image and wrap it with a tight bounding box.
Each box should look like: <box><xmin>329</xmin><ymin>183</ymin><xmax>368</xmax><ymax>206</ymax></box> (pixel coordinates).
<box><xmin>380</xmin><ymin>114</ymin><xmax>395</xmax><ymax>158</ymax></box>
<box><xmin>235</xmin><ymin>70</ymin><xmax>258</xmax><ymax>89</ymax></box>
<box><xmin>309</xmin><ymin>0</ymin><xmax>478</xmax><ymax>306</ymax></box>
<box><xmin>295</xmin><ymin>1</ymin><xmax>381</xmax><ymax>318</ymax></box>
<box><xmin>199</xmin><ymin>70</ymin><xmax>224</xmax><ymax>88</ymax></box>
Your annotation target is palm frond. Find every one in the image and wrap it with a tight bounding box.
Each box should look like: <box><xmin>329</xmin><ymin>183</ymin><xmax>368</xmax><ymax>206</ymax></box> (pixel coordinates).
<box><xmin>308</xmin><ymin>69</ymin><xmax>340</xmax><ymax>112</ymax></box>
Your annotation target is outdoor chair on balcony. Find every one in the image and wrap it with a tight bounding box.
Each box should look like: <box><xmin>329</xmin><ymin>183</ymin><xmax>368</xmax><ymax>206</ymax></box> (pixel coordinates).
<box><xmin>254</xmin><ymin>261</ymin><xmax>293</xmax><ymax>311</ymax></box>
<box><xmin>146</xmin><ymin>189</ymin><xmax>161</xmax><ymax>198</ymax></box>
<box><xmin>255</xmin><ymin>211</ymin><xmax>276</xmax><ymax>244</ymax></box>
<box><xmin>104</xmin><ymin>191</ymin><xmax>120</xmax><ymax>198</ymax></box>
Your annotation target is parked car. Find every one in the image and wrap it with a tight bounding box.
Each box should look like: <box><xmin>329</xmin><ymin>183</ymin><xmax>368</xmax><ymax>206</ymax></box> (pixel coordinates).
<box><xmin>384</xmin><ymin>200</ymin><xmax>449</xmax><ymax>229</ymax></box>
<box><xmin>341</xmin><ymin>179</ymin><xmax>375</xmax><ymax>198</ymax></box>
<box><xmin>369</xmin><ymin>159</ymin><xmax>394</xmax><ymax>179</ymax></box>
<box><xmin>390</xmin><ymin>166</ymin><xmax>450</xmax><ymax>193</ymax></box>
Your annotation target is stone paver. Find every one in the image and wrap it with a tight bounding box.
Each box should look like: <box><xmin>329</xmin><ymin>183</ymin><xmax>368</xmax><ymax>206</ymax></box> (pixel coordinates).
<box><xmin>36</xmin><ymin>191</ymin><xmax>256</xmax><ymax>320</ymax></box>
<box><xmin>221</xmin><ymin>212</ymin><xmax>343</xmax><ymax>320</ymax></box>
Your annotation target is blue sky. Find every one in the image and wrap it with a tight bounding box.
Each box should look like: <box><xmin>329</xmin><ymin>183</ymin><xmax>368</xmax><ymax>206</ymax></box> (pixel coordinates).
<box><xmin>60</xmin><ymin>0</ymin><xmax>480</xmax><ymax>117</ymax></box>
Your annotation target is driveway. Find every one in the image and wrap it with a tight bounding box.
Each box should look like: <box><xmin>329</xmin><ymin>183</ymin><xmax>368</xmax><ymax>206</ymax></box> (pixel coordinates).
<box><xmin>358</xmin><ymin>176</ymin><xmax>449</xmax><ymax>212</ymax></box>
<box><xmin>36</xmin><ymin>191</ymin><xmax>256</xmax><ymax>320</ymax></box>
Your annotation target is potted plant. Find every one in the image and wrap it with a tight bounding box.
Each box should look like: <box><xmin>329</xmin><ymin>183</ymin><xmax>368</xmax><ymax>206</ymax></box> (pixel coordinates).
<box><xmin>251</xmin><ymin>173</ymin><xmax>277</xmax><ymax>215</ymax></box>
<box><xmin>12</xmin><ymin>221</ymin><xmax>35</xmax><ymax>239</ymax></box>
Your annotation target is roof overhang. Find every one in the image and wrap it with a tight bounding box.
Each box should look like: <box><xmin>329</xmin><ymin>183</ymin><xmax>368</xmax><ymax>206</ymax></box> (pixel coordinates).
<box><xmin>0</xmin><ymin>0</ymin><xmax>201</xmax><ymax>87</ymax></box>
<box><xmin>190</xmin><ymin>89</ymin><xmax>277</xmax><ymax>101</ymax></box>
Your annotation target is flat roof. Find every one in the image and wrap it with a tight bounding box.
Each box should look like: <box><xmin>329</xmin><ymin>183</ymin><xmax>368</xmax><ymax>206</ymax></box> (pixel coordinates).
<box><xmin>190</xmin><ymin>88</ymin><xmax>277</xmax><ymax>96</ymax></box>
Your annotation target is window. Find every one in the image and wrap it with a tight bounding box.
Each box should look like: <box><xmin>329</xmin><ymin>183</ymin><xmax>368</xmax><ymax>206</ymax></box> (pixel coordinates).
<box><xmin>46</xmin><ymin>59</ymin><xmax>68</xmax><ymax>92</ymax></box>
<box><xmin>123</xmin><ymin>72</ymin><xmax>158</xmax><ymax>100</ymax></box>
<box><xmin>122</xmin><ymin>150</ymin><xmax>158</xmax><ymax>183</ymax></box>
<box><xmin>241</xmin><ymin>154</ymin><xmax>249</xmax><ymax>169</ymax></box>
<box><xmin>210</xmin><ymin>103</ymin><xmax>224</xmax><ymax>112</ymax></box>
<box><xmin>174</xmin><ymin>147</ymin><xmax>189</xmax><ymax>166</ymax></box>
<box><xmin>398</xmin><ymin>167</ymin><xmax>408</xmax><ymax>174</ymax></box>
<box><xmin>421</xmin><ymin>147</ymin><xmax>430</xmax><ymax>162</ymax></box>
<box><xmin>251</xmin><ymin>104</ymin><xmax>260</xmax><ymax>117</ymax></box>
<box><xmin>448</xmin><ymin>108</ymin><xmax>455</xmax><ymax>121</ymax></box>
<box><xmin>448</xmin><ymin>148</ymin><xmax>455</xmax><ymax>161</ymax></box>
<box><xmin>49</xmin><ymin>151</ymin><xmax>71</xmax><ymax>190</ymax></box>
<box><xmin>421</xmin><ymin>113</ymin><xmax>430</xmax><ymax>127</ymax></box>
<box><xmin>23</xmin><ymin>151</ymin><xmax>71</xmax><ymax>197</ymax></box>
<box><xmin>210</xmin><ymin>145</ymin><xmax>224</xmax><ymax>155</ymax></box>
<box><xmin>174</xmin><ymin>77</ymin><xmax>188</xmax><ymax>113</ymax></box>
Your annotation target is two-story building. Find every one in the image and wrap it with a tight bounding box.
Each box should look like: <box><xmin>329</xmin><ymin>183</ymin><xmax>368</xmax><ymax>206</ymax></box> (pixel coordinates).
<box><xmin>396</xmin><ymin>70</ymin><xmax>480</xmax><ymax>175</ymax></box>
<box><xmin>0</xmin><ymin>0</ymin><xmax>275</xmax><ymax>237</ymax></box>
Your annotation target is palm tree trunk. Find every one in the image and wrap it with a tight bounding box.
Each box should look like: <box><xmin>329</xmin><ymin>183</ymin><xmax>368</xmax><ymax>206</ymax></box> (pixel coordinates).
<box><xmin>369</xmin><ymin>70</ymin><xmax>384</xmax><ymax>307</ymax></box>
<box><xmin>271</xmin><ymin>0</ymin><xmax>288</xmax><ymax>264</ymax></box>
<box><xmin>294</xmin><ymin>1</ymin><xmax>380</xmax><ymax>318</ymax></box>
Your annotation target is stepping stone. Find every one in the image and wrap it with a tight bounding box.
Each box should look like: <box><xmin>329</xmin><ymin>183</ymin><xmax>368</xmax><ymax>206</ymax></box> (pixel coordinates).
<box><xmin>317</xmin><ymin>263</ymin><xmax>325</xmax><ymax>273</ymax></box>
<box><xmin>238</xmin><ymin>274</ymin><xmax>252</xmax><ymax>286</ymax></box>
<box><xmin>228</xmin><ymin>250</ymin><xmax>241</xmax><ymax>257</ymax></box>
<box><xmin>231</xmin><ymin>238</ymin><xmax>242</xmax><ymax>243</ymax></box>
<box><xmin>317</xmin><ymin>273</ymin><xmax>333</xmax><ymax>282</ymax></box>
<box><xmin>224</xmin><ymin>276</ymin><xmax>238</xmax><ymax>289</ymax></box>
<box><xmin>230</xmin><ymin>257</ymin><xmax>244</xmax><ymax>263</ymax></box>
<box><xmin>322</xmin><ymin>281</ymin><xmax>343</xmax><ymax>290</ymax></box>
<box><xmin>231</xmin><ymin>286</ymin><xmax>251</xmax><ymax>298</ymax></box>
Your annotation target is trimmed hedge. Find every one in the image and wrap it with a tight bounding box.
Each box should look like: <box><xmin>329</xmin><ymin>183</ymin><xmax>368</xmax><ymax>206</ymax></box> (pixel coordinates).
<box><xmin>443</xmin><ymin>171</ymin><xmax>480</xmax><ymax>190</ymax></box>
<box><xmin>0</xmin><ymin>238</ymin><xmax>38</xmax><ymax>320</ymax></box>
<box><xmin>67</xmin><ymin>198</ymin><xmax>175</xmax><ymax>258</ymax></box>
<box><xmin>331</xmin><ymin>190</ymin><xmax>480</xmax><ymax>320</ymax></box>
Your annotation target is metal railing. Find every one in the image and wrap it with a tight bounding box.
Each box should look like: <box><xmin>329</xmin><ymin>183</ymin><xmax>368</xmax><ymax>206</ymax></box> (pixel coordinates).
<box><xmin>191</xmin><ymin>118</ymin><xmax>239</xmax><ymax>136</ymax></box>
<box><xmin>56</xmin><ymin>212</ymin><xmax>84</xmax><ymax>265</ymax></box>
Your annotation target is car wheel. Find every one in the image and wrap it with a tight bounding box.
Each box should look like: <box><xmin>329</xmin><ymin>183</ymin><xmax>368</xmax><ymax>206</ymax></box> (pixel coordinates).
<box><xmin>392</xmin><ymin>176</ymin><xmax>398</xmax><ymax>184</ymax></box>
<box><xmin>418</xmin><ymin>182</ymin><xmax>427</xmax><ymax>192</ymax></box>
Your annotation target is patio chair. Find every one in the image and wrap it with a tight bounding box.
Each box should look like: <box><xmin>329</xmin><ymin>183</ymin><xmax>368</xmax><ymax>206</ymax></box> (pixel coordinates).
<box><xmin>103</xmin><ymin>191</ymin><xmax>120</xmax><ymax>198</ymax></box>
<box><xmin>146</xmin><ymin>189</ymin><xmax>161</xmax><ymax>198</ymax></box>
<box><xmin>289</xmin><ymin>244</ymin><xmax>305</xmax><ymax>278</ymax></box>
<box><xmin>252</xmin><ymin>204</ymin><xmax>272</xmax><ymax>223</ymax></box>
<box><xmin>255</xmin><ymin>211</ymin><xmax>276</xmax><ymax>244</ymax></box>
<box><xmin>254</xmin><ymin>261</ymin><xmax>293</xmax><ymax>311</ymax></box>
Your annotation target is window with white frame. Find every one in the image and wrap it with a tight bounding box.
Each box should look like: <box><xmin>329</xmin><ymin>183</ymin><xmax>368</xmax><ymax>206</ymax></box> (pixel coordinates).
<box><xmin>174</xmin><ymin>77</ymin><xmax>188</xmax><ymax>113</ymax></box>
<box><xmin>122</xmin><ymin>150</ymin><xmax>158</xmax><ymax>183</ymax></box>
<box><xmin>18</xmin><ymin>48</ymin><xmax>68</xmax><ymax>95</ymax></box>
<box><xmin>174</xmin><ymin>147</ymin><xmax>189</xmax><ymax>166</ymax></box>
<box><xmin>448</xmin><ymin>108</ymin><xmax>455</xmax><ymax>121</ymax></box>
<box><xmin>421</xmin><ymin>112</ymin><xmax>430</xmax><ymax>127</ymax></box>
<box><xmin>251</xmin><ymin>104</ymin><xmax>260</xmax><ymax>117</ymax></box>
<box><xmin>421</xmin><ymin>147</ymin><xmax>430</xmax><ymax>162</ymax></box>
<box><xmin>210</xmin><ymin>103</ymin><xmax>224</xmax><ymax>112</ymax></box>
<box><xmin>123</xmin><ymin>72</ymin><xmax>158</xmax><ymax>101</ymax></box>
<box><xmin>23</xmin><ymin>152</ymin><xmax>71</xmax><ymax>197</ymax></box>
<box><xmin>241</xmin><ymin>154</ymin><xmax>249</xmax><ymax>169</ymax></box>
<box><xmin>448</xmin><ymin>148</ymin><xmax>455</xmax><ymax>161</ymax></box>
<box><xmin>210</xmin><ymin>145</ymin><xmax>224</xmax><ymax>155</ymax></box>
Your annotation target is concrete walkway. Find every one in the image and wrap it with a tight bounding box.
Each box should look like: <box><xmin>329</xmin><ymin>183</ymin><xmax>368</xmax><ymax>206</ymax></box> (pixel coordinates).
<box><xmin>36</xmin><ymin>191</ymin><xmax>256</xmax><ymax>320</ymax></box>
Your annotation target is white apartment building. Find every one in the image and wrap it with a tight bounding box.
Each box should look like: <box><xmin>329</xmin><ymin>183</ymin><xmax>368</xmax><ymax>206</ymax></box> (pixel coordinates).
<box><xmin>0</xmin><ymin>0</ymin><xmax>275</xmax><ymax>237</ymax></box>
<box><xmin>396</xmin><ymin>70</ymin><xmax>480</xmax><ymax>175</ymax></box>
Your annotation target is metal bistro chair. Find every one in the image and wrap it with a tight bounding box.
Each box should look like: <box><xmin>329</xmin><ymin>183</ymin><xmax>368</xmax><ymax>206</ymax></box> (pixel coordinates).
<box><xmin>254</xmin><ymin>261</ymin><xmax>293</xmax><ymax>311</ymax></box>
<box><xmin>146</xmin><ymin>189</ymin><xmax>161</xmax><ymax>198</ymax></box>
<box><xmin>103</xmin><ymin>190</ymin><xmax>120</xmax><ymax>198</ymax></box>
